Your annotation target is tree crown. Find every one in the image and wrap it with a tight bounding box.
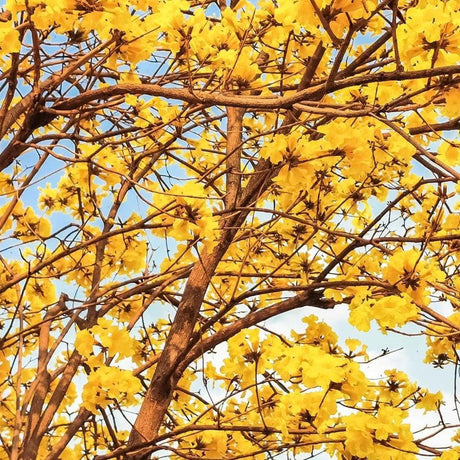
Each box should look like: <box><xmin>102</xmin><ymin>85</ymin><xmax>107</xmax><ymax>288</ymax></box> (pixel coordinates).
<box><xmin>0</xmin><ymin>0</ymin><xmax>459</xmax><ymax>459</ymax></box>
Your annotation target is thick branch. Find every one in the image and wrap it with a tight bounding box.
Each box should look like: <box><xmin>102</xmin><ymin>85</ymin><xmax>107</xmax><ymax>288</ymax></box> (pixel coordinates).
<box><xmin>49</xmin><ymin>66</ymin><xmax>459</xmax><ymax>113</ymax></box>
<box><xmin>224</xmin><ymin>107</ymin><xmax>245</xmax><ymax>210</ymax></box>
<box><xmin>409</xmin><ymin>117</ymin><xmax>460</xmax><ymax>135</ymax></box>
<box><xmin>127</xmin><ymin>226</ymin><xmax>241</xmax><ymax>452</ymax></box>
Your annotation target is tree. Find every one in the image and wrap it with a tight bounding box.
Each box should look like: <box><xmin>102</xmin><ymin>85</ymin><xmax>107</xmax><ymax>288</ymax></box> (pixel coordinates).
<box><xmin>0</xmin><ymin>0</ymin><xmax>459</xmax><ymax>458</ymax></box>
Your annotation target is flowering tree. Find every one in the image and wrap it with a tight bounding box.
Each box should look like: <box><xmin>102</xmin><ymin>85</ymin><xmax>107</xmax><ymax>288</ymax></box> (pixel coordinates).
<box><xmin>0</xmin><ymin>0</ymin><xmax>459</xmax><ymax>458</ymax></box>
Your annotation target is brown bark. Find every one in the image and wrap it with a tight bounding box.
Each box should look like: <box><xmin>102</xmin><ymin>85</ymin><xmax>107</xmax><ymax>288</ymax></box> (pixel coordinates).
<box><xmin>224</xmin><ymin>107</ymin><xmax>244</xmax><ymax>210</ymax></box>
<box><xmin>126</xmin><ymin>232</ymin><xmax>237</xmax><ymax>455</ymax></box>
<box><xmin>127</xmin><ymin>101</ymin><xmax>248</xmax><ymax>457</ymax></box>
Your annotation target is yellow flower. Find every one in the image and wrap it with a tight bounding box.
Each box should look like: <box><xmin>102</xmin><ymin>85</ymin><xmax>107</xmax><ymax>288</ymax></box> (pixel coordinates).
<box><xmin>372</xmin><ymin>294</ymin><xmax>418</xmax><ymax>329</ymax></box>
<box><xmin>82</xmin><ymin>366</ymin><xmax>142</xmax><ymax>414</ymax></box>
<box><xmin>383</xmin><ymin>248</ymin><xmax>444</xmax><ymax>305</ymax></box>
<box><xmin>416</xmin><ymin>390</ymin><xmax>443</xmax><ymax>412</ymax></box>
<box><xmin>90</xmin><ymin>317</ymin><xmax>137</xmax><ymax>359</ymax></box>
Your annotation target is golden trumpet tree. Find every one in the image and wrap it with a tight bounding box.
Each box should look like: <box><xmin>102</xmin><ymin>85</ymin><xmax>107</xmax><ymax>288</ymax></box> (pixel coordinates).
<box><xmin>0</xmin><ymin>0</ymin><xmax>459</xmax><ymax>458</ymax></box>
